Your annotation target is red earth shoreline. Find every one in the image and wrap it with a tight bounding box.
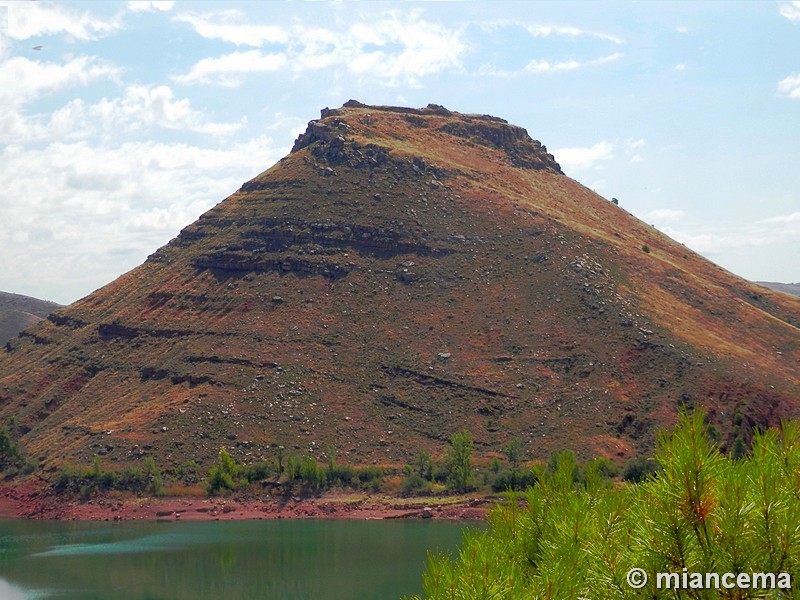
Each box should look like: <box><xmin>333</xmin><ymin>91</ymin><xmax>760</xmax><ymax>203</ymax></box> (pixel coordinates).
<box><xmin>0</xmin><ymin>480</ymin><xmax>490</xmax><ymax>522</ymax></box>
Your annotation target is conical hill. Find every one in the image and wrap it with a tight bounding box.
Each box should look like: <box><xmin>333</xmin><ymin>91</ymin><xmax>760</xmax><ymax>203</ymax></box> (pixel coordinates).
<box><xmin>1</xmin><ymin>101</ymin><xmax>797</xmax><ymax>473</ymax></box>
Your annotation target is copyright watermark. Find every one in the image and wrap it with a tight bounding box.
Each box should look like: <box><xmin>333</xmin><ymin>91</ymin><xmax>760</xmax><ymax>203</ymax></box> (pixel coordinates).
<box><xmin>626</xmin><ymin>568</ymin><xmax>648</xmax><ymax>588</ymax></box>
<box><xmin>626</xmin><ymin>568</ymin><xmax>792</xmax><ymax>591</ymax></box>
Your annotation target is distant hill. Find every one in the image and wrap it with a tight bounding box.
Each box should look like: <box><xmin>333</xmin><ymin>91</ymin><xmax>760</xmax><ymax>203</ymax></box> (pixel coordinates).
<box><xmin>0</xmin><ymin>102</ymin><xmax>798</xmax><ymax>474</ymax></box>
<box><xmin>756</xmin><ymin>282</ymin><xmax>800</xmax><ymax>296</ymax></box>
<box><xmin>0</xmin><ymin>291</ymin><xmax>62</xmax><ymax>345</ymax></box>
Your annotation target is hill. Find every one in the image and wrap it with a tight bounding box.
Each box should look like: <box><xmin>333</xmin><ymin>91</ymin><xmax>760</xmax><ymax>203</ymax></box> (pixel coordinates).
<box><xmin>756</xmin><ymin>281</ymin><xmax>800</xmax><ymax>297</ymax></box>
<box><xmin>0</xmin><ymin>291</ymin><xmax>62</xmax><ymax>346</ymax></box>
<box><xmin>0</xmin><ymin>101</ymin><xmax>798</xmax><ymax>476</ymax></box>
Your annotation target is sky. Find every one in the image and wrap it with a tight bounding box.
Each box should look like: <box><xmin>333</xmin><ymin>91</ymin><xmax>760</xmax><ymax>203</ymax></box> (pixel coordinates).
<box><xmin>1</xmin><ymin>0</ymin><xmax>799</xmax><ymax>305</ymax></box>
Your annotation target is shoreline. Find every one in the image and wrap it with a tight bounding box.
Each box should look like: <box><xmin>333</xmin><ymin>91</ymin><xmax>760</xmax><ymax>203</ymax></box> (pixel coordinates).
<box><xmin>0</xmin><ymin>480</ymin><xmax>491</xmax><ymax>522</ymax></box>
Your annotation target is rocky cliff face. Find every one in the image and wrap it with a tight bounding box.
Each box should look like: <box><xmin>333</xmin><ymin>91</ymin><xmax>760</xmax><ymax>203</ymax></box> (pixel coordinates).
<box><xmin>292</xmin><ymin>102</ymin><xmax>562</xmax><ymax>174</ymax></box>
<box><xmin>0</xmin><ymin>102</ymin><xmax>797</xmax><ymax>474</ymax></box>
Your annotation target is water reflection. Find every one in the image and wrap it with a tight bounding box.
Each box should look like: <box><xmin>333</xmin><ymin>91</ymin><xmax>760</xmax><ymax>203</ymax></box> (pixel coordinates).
<box><xmin>0</xmin><ymin>519</ymin><xmax>478</xmax><ymax>599</ymax></box>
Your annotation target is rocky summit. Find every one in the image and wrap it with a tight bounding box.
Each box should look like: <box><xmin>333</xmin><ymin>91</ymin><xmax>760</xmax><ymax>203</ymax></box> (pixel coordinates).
<box><xmin>1</xmin><ymin>101</ymin><xmax>798</xmax><ymax>474</ymax></box>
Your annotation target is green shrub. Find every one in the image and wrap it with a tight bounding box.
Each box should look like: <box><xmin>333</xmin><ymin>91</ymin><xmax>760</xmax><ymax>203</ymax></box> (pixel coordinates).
<box><xmin>622</xmin><ymin>455</ymin><xmax>660</xmax><ymax>482</ymax></box>
<box><xmin>362</xmin><ymin>477</ymin><xmax>382</xmax><ymax>493</ymax></box>
<box><xmin>54</xmin><ymin>457</ymin><xmax>165</xmax><ymax>497</ymax></box>
<box><xmin>584</xmin><ymin>456</ymin><xmax>620</xmax><ymax>488</ymax></box>
<box><xmin>324</xmin><ymin>448</ymin><xmax>357</xmax><ymax>487</ymax></box>
<box><xmin>19</xmin><ymin>460</ymin><xmax>37</xmax><ymax>476</ymax></box>
<box><xmin>730</xmin><ymin>435</ymin><xmax>748</xmax><ymax>460</ymax></box>
<box><xmin>356</xmin><ymin>465</ymin><xmax>384</xmax><ymax>484</ymax></box>
<box><xmin>402</xmin><ymin>473</ymin><xmax>430</xmax><ymax>495</ymax></box>
<box><xmin>241</xmin><ymin>460</ymin><xmax>274</xmax><ymax>483</ymax></box>
<box><xmin>285</xmin><ymin>455</ymin><xmax>301</xmax><ymax>480</ymax></box>
<box><xmin>327</xmin><ymin>463</ymin><xmax>356</xmax><ymax>486</ymax></box>
<box><xmin>0</xmin><ymin>425</ymin><xmax>21</xmax><ymax>469</ymax></box>
<box><xmin>299</xmin><ymin>456</ymin><xmax>325</xmax><ymax>489</ymax></box>
<box><xmin>174</xmin><ymin>459</ymin><xmax>203</xmax><ymax>484</ymax></box>
<box><xmin>490</xmin><ymin>468</ymin><xmax>538</xmax><ymax>492</ymax></box>
<box><xmin>206</xmin><ymin>448</ymin><xmax>240</xmax><ymax>494</ymax></box>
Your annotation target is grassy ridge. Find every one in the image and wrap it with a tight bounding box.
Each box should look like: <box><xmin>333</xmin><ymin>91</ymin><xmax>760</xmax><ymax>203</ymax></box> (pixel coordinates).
<box><xmin>408</xmin><ymin>411</ymin><xmax>800</xmax><ymax>599</ymax></box>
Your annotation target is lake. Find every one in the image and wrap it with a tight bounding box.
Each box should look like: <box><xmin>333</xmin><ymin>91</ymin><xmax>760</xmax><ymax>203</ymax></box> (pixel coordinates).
<box><xmin>0</xmin><ymin>518</ymin><xmax>478</xmax><ymax>599</ymax></box>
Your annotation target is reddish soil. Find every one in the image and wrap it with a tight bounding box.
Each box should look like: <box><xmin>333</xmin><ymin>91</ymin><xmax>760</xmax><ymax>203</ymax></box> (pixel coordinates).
<box><xmin>0</xmin><ymin>481</ymin><xmax>489</xmax><ymax>522</ymax></box>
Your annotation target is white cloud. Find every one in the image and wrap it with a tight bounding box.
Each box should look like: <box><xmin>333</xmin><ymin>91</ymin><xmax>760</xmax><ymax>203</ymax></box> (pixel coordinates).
<box><xmin>523</xmin><ymin>24</ymin><xmax>624</xmax><ymax>44</ymax></box>
<box><xmin>0</xmin><ymin>55</ymin><xmax>120</xmax><ymax>107</ymax></box>
<box><xmin>111</xmin><ymin>85</ymin><xmax>245</xmax><ymax>134</ymax></box>
<box><xmin>660</xmin><ymin>226</ymin><xmax>774</xmax><ymax>256</ymax></box>
<box><xmin>760</xmin><ymin>211</ymin><xmax>800</xmax><ymax>224</ymax></box>
<box><xmin>779</xmin><ymin>1</ymin><xmax>800</xmax><ymax>22</ymax></box>
<box><xmin>552</xmin><ymin>141</ymin><xmax>614</xmax><ymax>170</ymax></box>
<box><xmin>341</xmin><ymin>16</ymin><xmax>465</xmax><ymax>85</ymax></box>
<box><xmin>173</xmin><ymin>11</ymin><xmax>465</xmax><ymax>87</ymax></box>
<box><xmin>475</xmin><ymin>51</ymin><xmax>623</xmax><ymax>77</ymax></box>
<box><xmin>660</xmin><ymin>212</ymin><xmax>800</xmax><ymax>281</ymax></box>
<box><xmin>471</xmin><ymin>20</ymin><xmax>624</xmax><ymax>77</ymax></box>
<box><xmin>170</xmin><ymin>13</ymin><xmax>619</xmax><ymax>87</ymax></box>
<box><xmin>589</xmin><ymin>179</ymin><xmax>607</xmax><ymax>191</ymax></box>
<box><xmin>624</xmin><ymin>139</ymin><xmax>646</xmax><ymax>162</ymax></box>
<box><xmin>4</xmin><ymin>2</ymin><xmax>123</xmax><ymax>41</ymax></box>
<box><xmin>644</xmin><ymin>209</ymin><xmax>685</xmax><ymax>223</ymax></box>
<box><xmin>674</xmin><ymin>63</ymin><xmax>687</xmax><ymax>71</ymax></box>
<box><xmin>1</xmin><ymin>83</ymin><xmax>241</xmax><ymax>144</ymax></box>
<box><xmin>173</xmin><ymin>10</ymin><xmax>288</xmax><ymax>46</ymax></box>
<box><xmin>676</xmin><ymin>25</ymin><xmax>689</xmax><ymax>34</ymax></box>
<box><xmin>128</xmin><ymin>1</ymin><xmax>175</xmax><ymax>12</ymax></box>
<box><xmin>0</xmin><ymin>136</ymin><xmax>283</xmax><ymax>304</ymax></box>
<box><xmin>522</xmin><ymin>52</ymin><xmax>623</xmax><ymax>74</ymax></box>
<box><xmin>477</xmin><ymin>20</ymin><xmax>623</xmax><ymax>44</ymax></box>
<box><xmin>173</xmin><ymin>50</ymin><xmax>288</xmax><ymax>86</ymax></box>
<box><xmin>656</xmin><ymin>211</ymin><xmax>800</xmax><ymax>275</ymax></box>
<box><xmin>778</xmin><ymin>73</ymin><xmax>800</xmax><ymax>98</ymax></box>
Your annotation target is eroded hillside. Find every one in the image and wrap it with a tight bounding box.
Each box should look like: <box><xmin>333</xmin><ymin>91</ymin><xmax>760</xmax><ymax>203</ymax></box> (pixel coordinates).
<box><xmin>1</xmin><ymin>102</ymin><xmax>797</xmax><ymax>474</ymax></box>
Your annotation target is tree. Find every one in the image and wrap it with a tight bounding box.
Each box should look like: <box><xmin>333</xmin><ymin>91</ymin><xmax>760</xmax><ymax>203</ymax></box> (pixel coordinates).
<box><xmin>0</xmin><ymin>425</ymin><xmax>20</xmax><ymax>469</ymax></box>
<box><xmin>275</xmin><ymin>445</ymin><xmax>285</xmax><ymax>474</ymax></box>
<box><xmin>445</xmin><ymin>430</ymin><xmax>474</xmax><ymax>492</ymax></box>
<box><xmin>413</xmin><ymin>450</ymin><xmax>433</xmax><ymax>480</ymax></box>
<box><xmin>143</xmin><ymin>456</ymin><xmax>164</xmax><ymax>496</ymax></box>
<box><xmin>503</xmin><ymin>438</ymin><xmax>522</xmax><ymax>470</ymax></box>
<box><xmin>546</xmin><ymin>448</ymin><xmax>581</xmax><ymax>485</ymax></box>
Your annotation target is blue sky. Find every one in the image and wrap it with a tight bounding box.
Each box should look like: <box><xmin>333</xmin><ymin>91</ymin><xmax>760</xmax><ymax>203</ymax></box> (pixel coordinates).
<box><xmin>1</xmin><ymin>0</ymin><xmax>798</xmax><ymax>304</ymax></box>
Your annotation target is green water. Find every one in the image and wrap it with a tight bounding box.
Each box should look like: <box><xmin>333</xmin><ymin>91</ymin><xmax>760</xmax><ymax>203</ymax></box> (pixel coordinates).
<box><xmin>0</xmin><ymin>518</ymin><xmax>478</xmax><ymax>599</ymax></box>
